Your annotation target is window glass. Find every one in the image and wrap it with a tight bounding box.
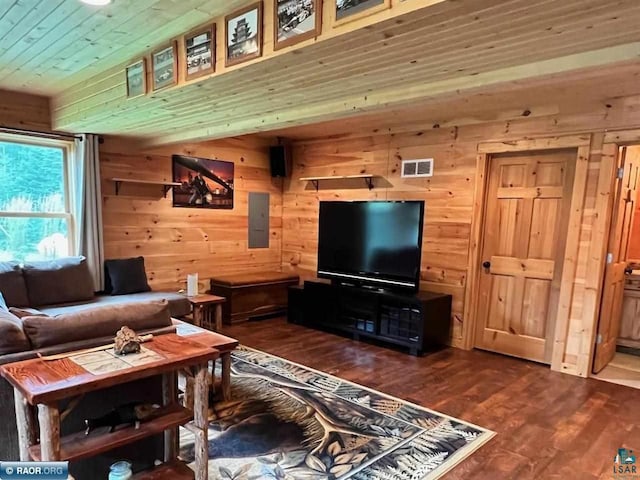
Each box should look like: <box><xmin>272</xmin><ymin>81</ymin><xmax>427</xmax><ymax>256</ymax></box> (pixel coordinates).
<box><xmin>0</xmin><ymin>217</ymin><xmax>69</xmax><ymax>262</ymax></box>
<box><xmin>0</xmin><ymin>140</ymin><xmax>71</xmax><ymax>262</ymax></box>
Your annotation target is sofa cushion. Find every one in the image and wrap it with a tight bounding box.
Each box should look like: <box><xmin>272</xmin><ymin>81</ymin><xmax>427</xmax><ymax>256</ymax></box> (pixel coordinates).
<box><xmin>22</xmin><ymin>300</ymin><xmax>172</xmax><ymax>349</ymax></box>
<box><xmin>0</xmin><ymin>309</ymin><xmax>31</xmax><ymax>355</ymax></box>
<box><xmin>0</xmin><ymin>262</ymin><xmax>29</xmax><ymax>307</ymax></box>
<box><xmin>105</xmin><ymin>257</ymin><xmax>151</xmax><ymax>296</ymax></box>
<box><xmin>22</xmin><ymin>256</ymin><xmax>95</xmax><ymax>307</ymax></box>
<box><xmin>38</xmin><ymin>292</ymin><xmax>191</xmax><ymax>318</ymax></box>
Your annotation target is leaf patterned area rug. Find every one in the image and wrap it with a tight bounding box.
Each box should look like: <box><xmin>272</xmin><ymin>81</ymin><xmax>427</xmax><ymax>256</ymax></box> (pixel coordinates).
<box><xmin>179</xmin><ymin>346</ymin><xmax>494</xmax><ymax>480</ymax></box>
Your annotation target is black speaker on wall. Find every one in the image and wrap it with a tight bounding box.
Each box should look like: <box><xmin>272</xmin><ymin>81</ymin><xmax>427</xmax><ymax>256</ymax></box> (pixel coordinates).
<box><xmin>269</xmin><ymin>145</ymin><xmax>291</xmax><ymax>178</ymax></box>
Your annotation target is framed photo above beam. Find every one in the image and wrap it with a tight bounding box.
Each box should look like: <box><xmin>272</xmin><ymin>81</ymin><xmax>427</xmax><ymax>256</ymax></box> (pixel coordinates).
<box><xmin>152</xmin><ymin>42</ymin><xmax>178</xmax><ymax>91</ymax></box>
<box><xmin>184</xmin><ymin>24</ymin><xmax>216</xmax><ymax>81</ymax></box>
<box><xmin>334</xmin><ymin>0</ymin><xmax>390</xmax><ymax>26</ymax></box>
<box><xmin>226</xmin><ymin>2</ymin><xmax>263</xmax><ymax>67</ymax></box>
<box><xmin>274</xmin><ymin>0</ymin><xmax>322</xmax><ymax>50</ymax></box>
<box><xmin>125</xmin><ymin>58</ymin><xmax>147</xmax><ymax>98</ymax></box>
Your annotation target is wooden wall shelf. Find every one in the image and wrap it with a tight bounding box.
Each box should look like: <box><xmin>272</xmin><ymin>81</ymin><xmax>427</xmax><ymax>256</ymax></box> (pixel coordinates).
<box><xmin>29</xmin><ymin>404</ymin><xmax>192</xmax><ymax>462</ymax></box>
<box><xmin>112</xmin><ymin>178</ymin><xmax>181</xmax><ymax>197</ymax></box>
<box><xmin>299</xmin><ymin>174</ymin><xmax>375</xmax><ymax>191</ymax></box>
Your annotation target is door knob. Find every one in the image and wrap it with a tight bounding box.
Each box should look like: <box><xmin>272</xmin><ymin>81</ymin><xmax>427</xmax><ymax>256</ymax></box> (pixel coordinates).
<box><xmin>625</xmin><ymin>267</ymin><xmax>633</xmax><ymax>275</ymax></box>
<box><xmin>482</xmin><ymin>261</ymin><xmax>491</xmax><ymax>269</ymax></box>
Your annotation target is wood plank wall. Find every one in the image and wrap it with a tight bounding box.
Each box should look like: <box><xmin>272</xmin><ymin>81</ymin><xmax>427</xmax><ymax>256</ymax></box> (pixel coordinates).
<box><xmin>280</xmin><ymin>92</ymin><xmax>640</xmax><ymax>376</ymax></box>
<box><xmin>99</xmin><ymin>135</ymin><xmax>283</xmax><ymax>293</ymax></box>
<box><xmin>0</xmin><ymin>88</ymin><xmax>51</xmax><ymax>131</ymax></box>
<box><xmin>282</xmin><ymin>134</ymin><xmax>477</xmax><ymax>348</ymax></box>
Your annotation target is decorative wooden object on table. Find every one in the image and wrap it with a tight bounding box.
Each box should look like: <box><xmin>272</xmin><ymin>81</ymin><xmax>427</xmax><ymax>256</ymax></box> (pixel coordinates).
<box><xmin>0</xmin><ymin>334</ymin><xmax>217</xmax><ymax>480</ymax></box>
<box><xmin>178</xmin><ymin>325</ymin><xmax>239</xmax><ymax>404</ymax></box>
<box><xmin>210</xmin><ymin>272</ymin><xmax>299</xmax><ymax>324</ymax></box>
<box><xmin>187</xmin><ymin>294</ymin><xmax>226</xmax><ymax>332</ymax></box>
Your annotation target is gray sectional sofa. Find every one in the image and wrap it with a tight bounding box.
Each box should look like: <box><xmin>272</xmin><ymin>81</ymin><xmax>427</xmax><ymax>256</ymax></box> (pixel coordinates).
<box><xmin>0</xmin><ymin>257</ymin><xmax>192</xmax><ymax>477</ymax></box>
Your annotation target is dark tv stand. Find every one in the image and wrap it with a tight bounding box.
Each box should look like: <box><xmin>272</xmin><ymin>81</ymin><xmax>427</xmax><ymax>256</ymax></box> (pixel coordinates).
<box><xmin>288</xmin><ymin>280</ymin><xmax>452</xmax><ymax>355</ymax></box>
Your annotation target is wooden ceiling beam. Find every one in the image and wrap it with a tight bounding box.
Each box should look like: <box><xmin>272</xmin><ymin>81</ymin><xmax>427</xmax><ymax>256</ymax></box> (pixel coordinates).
<box><xmin>45</xmin><ymin>0</ymin><xmax>640</xmax><ymax>143</ymax></box>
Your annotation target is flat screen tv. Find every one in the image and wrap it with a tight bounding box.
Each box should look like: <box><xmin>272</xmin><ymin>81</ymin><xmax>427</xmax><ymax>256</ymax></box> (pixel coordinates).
<box><xmin>317</xmin><ymin>201</ymin><xmax>424</xmax><ymax>291</ymax></box>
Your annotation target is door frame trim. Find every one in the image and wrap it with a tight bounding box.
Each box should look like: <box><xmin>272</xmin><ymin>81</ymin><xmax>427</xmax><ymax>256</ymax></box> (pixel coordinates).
<box><xmin>463</xmin><ymin>134</ymin><xmax>596</xmax><ymax>373</ymax></box>
<box><xmin>588</xmin><ymin>130</ymin><xmax>640</xmax><ymax>375</ymax></box>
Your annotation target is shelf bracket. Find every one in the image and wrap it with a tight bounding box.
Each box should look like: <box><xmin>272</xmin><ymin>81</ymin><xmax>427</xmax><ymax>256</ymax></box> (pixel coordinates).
<box><xmin>114</xmin><ymin>180</ymin><xmax>121</xmax><ymax>196</ymax></box>
<box><xmin>311</xmin><ymin>179</ymin><xmax>319</xmax><ymax>191</ymax></box>
<box><xmin>162</xmin><ymin>185</ymin><xmax>172</xmax><ymax>198</ymax></box>
<box><xmin>364</xmin><ymin>177</ymin><xmax>374</xmax><ymax>190</ymax></box>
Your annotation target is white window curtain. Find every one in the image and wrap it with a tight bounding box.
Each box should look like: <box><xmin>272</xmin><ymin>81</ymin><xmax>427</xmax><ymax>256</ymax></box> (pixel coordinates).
<box><xmin>71</xmin><ymin>134</ymin><xmax>105</xmax><ymax>291</ymax></box>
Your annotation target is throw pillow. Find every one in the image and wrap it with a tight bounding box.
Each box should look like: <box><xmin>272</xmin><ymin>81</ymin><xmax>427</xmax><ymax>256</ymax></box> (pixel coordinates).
<box><xmin>104</xmin><ymin>257</ymin><xmax>151</xmax><ymax>296</ymax></box>
<box><xmin>22</xmin><ymin>300</ymin><xmax>171</xmax><ymax>349</ymax></box>
<box><xmin>0</xmin><ymin>309</ymin><xmax>31</xmax><ymax>355</ymax></box>
<box><xmin>22</xmin><ymin>256</ymin><xmax>95</xmax><ymax>306</ymax></box>
<box><xmin>0</xmin><ymin>262</ymin><xmax>29</xmax><ymax>307</ymax></box>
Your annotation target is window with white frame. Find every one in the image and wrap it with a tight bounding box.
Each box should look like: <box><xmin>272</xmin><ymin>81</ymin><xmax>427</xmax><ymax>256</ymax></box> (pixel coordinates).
<box><xmin>0</xmin><ymin>135</ymin><xmax>75</xmax><ymax>262</ymax></box>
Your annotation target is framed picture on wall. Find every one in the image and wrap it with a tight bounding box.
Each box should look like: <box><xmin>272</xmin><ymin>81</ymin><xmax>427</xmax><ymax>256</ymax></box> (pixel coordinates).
<box><xmin>152</xmin><ymin>42</ymin><xmax>178</xmax><ymax>91</ymax></box>
<box><xmin>226</xmin><ymin>2</ymin><xmax>263</xmax><ymax>67</ymax></box>
<box><xmin>274</xmin><ymin>0</ymin><xmax>322</xmax><ymax>50</ymax></box>
<box><xmin>334</xmin><ymin>0</ymin><xmax>390</xmax><ymax>25</ymax></box>
<box><xmin>125</xmin><ymin>59</ymin><xmax>147</xmax><ymax>98</ymax></box>
<box><xmin>172</xmin><ymin>155</ymin><xmax>235</xmax><ymax>209</ymax></box>
<box><xmin>184</xmin><ymin>25</ymin><xmax>215</xmax><ymax>81</ymax></box>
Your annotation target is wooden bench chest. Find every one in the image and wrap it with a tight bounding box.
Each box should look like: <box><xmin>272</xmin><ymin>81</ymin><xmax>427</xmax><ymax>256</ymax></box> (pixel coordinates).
<box><xmin>210</xmin><ymin>272</ymin><xmax>300</xmax><ymax>324</ymax></box>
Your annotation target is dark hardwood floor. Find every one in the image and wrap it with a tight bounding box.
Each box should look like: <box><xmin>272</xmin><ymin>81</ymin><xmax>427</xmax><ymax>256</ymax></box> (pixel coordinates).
<box><xmin>222</xmin><ymin>317</ymin><xmax>639</xmax><ymax>480</ymax></box>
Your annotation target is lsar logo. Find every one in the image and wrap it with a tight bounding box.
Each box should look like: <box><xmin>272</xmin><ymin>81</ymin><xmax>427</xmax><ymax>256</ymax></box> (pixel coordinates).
<box><xmin>614</xmin><ymin>448</ymin><xmax>638</xmax><ymax>479</ymax></box>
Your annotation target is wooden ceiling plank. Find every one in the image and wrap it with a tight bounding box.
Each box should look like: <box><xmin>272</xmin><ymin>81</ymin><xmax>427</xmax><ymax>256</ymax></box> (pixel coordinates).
<box><xmin>47</xmin><ymin>0</ymin><xmax>640</xmax><ymax>141</ymax></box>
<box><xmin>0</xmin><ymin>0</ymin><xmax>38</xmax><ymax>45</ymax></box>
<box><xmin>35</xmin><ymin>0</ymin><xmax>244</xmax><ymax>93</ymax></box>
<box><xmin>51</xmin><ymin>0</ymin><xmax>552</xmax><ymax>105</ymax></box>
<box><xmin>50</xmin><ymin>1</ymin><xmax>216</xmax><ymax>72</ymax></box>
<box><xmin>52</xmin><ymin>13</ymin><xmax>632</xmax><ymax>128</ymax></box>
<box><xmin>0</xmin><ymin>0</ymin><xmax>20</xmax><ymax>23</ymax></box>
<box><xmin>0</xmin><ymin>1</ymin><xmax>85</xmax><ymax>86</ymax></box>
<box><xmin>0</xmin><ymin>0</ymin><xmax>166</xmax><ymax>86</ymax></box>
<box><xmin>53</xmin><ymin>0</ymin><xmax>640</xmax><ymax>122</ymax></box>
<box><xmin>54</xmin><ymin>16</ymin><xmax>640</xmax><ymax>132</ymax></box>
<box><xmin>52</xmin><ymin>0</ymin><xmax>497</xmax><ymax>106</ymax></box>
<box><xmin>132</xmin><ymin>44</ymin><xmax>640</xmax><ymax>144</ymax></box>
<box><xmin>0</xmin><ymin>0</ymin><xmax>65</xmax><ymax>59</ymax></box>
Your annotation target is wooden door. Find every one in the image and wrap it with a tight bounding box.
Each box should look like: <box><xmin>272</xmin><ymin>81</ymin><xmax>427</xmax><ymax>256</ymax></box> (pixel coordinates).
<box><xmin>593</xmin><ymin>146</ymin><xmax>640</xmax><ymax>373</ymax></box>
<box><xmin>475</xmin><ymin>150</ymin><xmax>575</xmax><ymax>363</ymax></box>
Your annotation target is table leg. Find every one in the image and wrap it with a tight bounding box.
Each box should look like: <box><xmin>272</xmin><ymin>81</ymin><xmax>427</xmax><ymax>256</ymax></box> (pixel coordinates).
<box><xmin>162</xmin><ymin>372</ymin><xmax>178</xmax><ymax>462</ymax></box>
<box><xmin>221</xmin><ymin>352</ymin><xmax>231</xmax><ymax>401</ymax></box>
<box><xmin>215</xmin><ymin>304</ymin><xmax>222</xmax><ymax>332</ymax></box>
<box><xmin>193</xmin><ymin>305</ymin><xmax>203</xmax><ymax>327</ymax></box>
<box><xmin>38</xmin><ymin>404</ymin><xmax>60</xmax><ymax>461</ymax></box>
<box><xmin>14</xmin><ymin>389</ymin><xmax>36</xmax><ymax>461</ymax></box>
<box><xmin>193</xmin><ymin>363</ymin><xmax>209</xmax><ymax>480</ymax></box>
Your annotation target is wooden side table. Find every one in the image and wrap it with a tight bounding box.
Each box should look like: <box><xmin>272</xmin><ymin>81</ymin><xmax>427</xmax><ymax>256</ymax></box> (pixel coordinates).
<box><xmin>0</xmin><ymin>334</ymin><xmax>218</xmax><ymax>480</ymax></box>
<box><xmin>187</xmin><ymin>294</ymin><xmax>226</xmax><ymax>332</ymax></box>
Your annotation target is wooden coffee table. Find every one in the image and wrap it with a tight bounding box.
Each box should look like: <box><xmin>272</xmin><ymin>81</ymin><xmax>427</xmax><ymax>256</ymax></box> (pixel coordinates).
<box><xmin>0</xmin><ymin>334</ymin><xmax>218</xmax><ymax>480</ymax></box>
<box><xmin>175</xmin><ymin>321</ymin><xmax>238</xmax><ymax>402</ymax></box>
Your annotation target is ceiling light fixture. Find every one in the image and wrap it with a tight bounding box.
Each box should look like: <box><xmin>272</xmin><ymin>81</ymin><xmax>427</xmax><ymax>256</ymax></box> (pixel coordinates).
<box><xmin>80</xmin><ymin>0</ymin><xmax>112</xmax><ymax>5</ymax></box>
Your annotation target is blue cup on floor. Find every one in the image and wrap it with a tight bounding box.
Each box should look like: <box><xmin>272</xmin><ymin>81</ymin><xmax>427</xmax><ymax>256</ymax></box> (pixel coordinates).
<box><xmin>108</xmin><ymin>461</ymin><xmax>132</xmax><ymax>480</ymax></box>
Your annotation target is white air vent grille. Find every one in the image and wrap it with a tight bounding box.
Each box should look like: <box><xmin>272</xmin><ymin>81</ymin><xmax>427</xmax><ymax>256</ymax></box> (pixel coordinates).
<box><xmin>401</xmin><ymin>158</ymin><xmax>433</xmax><ymax>178</ymax></box>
